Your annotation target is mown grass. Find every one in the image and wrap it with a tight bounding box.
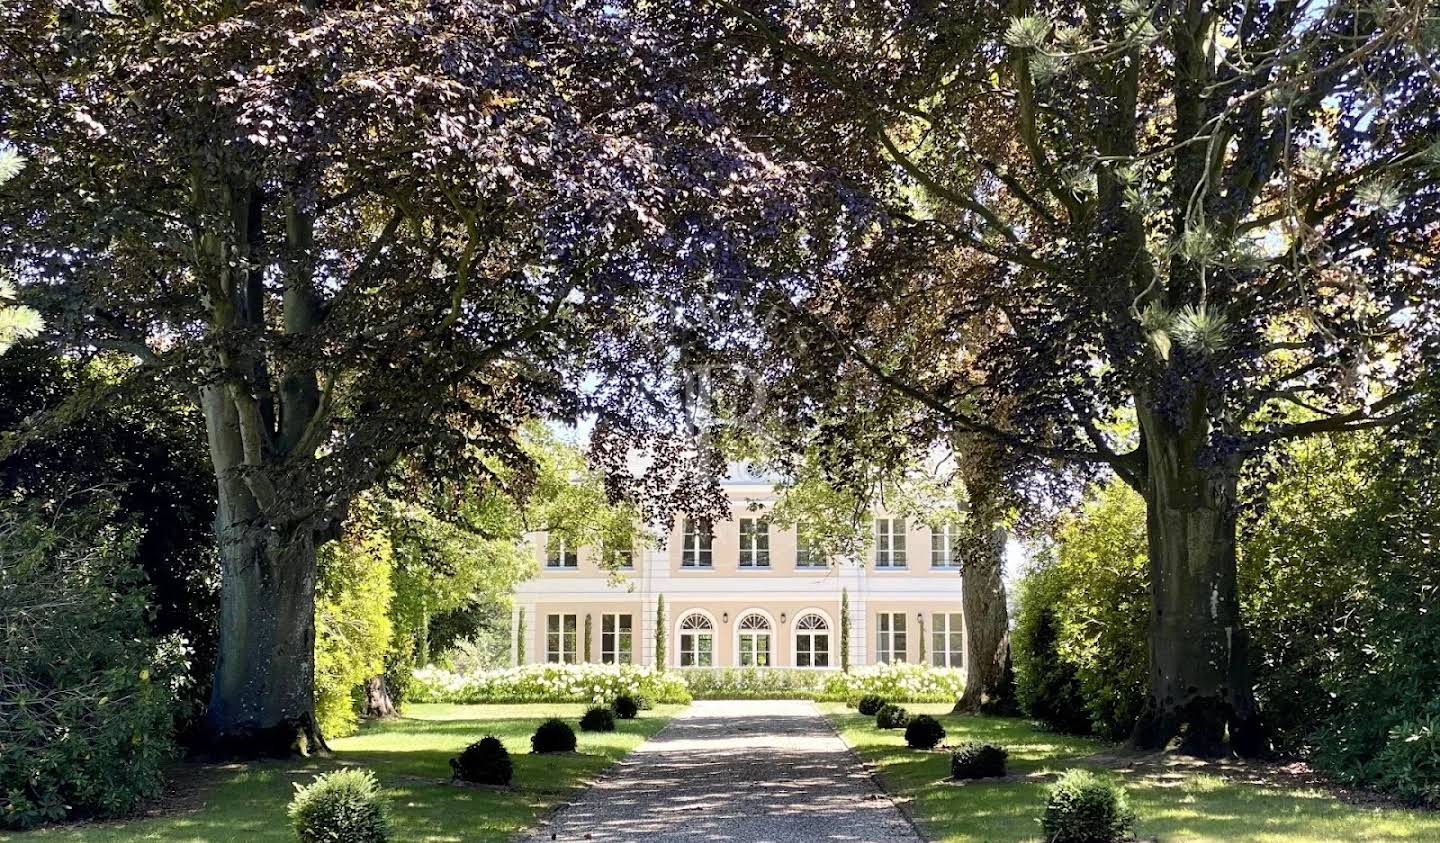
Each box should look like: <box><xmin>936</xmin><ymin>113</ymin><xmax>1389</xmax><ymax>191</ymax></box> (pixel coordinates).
<box><xmin>5</xmin><ymin>703</ymin><xmax>680</xmax><ymax>843</ymax></box>
<box><xmin>822</xmin><ymin>702</ymin><xmax>1440</xmax><ymax>843</ymax></box>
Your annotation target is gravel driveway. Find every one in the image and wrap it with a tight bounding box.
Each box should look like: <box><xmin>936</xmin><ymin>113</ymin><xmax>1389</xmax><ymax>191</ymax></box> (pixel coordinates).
<box><xmin>521</xmin><ymin>699</ymin><xmax>924</xmax><ymax>842</ymax></box>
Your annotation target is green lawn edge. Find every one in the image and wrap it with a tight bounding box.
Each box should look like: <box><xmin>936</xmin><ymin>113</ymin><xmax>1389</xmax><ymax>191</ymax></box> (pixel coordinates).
<box><xmin>4</xmin><ymin>703</ymin><xmax>683</xmax><ymax>843</ymax></box>
<box><xmin>819</xmin><ymin>702</ymin><xmax>1440</xmax><ymax>843</ymax></box>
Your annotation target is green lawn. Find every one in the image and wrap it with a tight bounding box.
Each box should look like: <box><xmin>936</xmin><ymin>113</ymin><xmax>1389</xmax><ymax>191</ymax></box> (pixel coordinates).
<box><xmin>5</xmin><ymin>703</ymin><xmax>681</xmax><ymax>843</ymax></box>
<box><xmin>822</xmin><ymin>702</ymin><xmax>1440</xmax><ymax>843</ymax></box>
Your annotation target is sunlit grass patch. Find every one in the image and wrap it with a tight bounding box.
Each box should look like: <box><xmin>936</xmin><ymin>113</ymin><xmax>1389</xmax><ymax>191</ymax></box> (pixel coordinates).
<box><xmin>4</xmin><ymin>703</ymin><xmax>681</xmax><ymax>843</ymax></box>
<box><xmin>821</xmin><ymin>703</ymin><xmax>1440</xmax><ymax>843</ymax></box>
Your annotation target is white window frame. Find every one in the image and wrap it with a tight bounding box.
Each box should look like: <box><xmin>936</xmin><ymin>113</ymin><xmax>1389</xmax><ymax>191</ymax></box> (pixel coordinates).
<box><xmin>606</xmin><ymin>543</ymin><xmax>634</xmax><ymax>570</ymax></box>
<box><xmin>795</xmin><ymin>536</ymin><xmax>826</xmax><ymax>568</ymax></box>
<box><xmin>735</xmin><ymin>611</ymin><xmax>773</xmax><ymax>666</ymax></box>
<box><xmin>545</xmin><ymin>613</ymin><xmax>578</xmax><ymax>663</ymax></box>
<box><xmin>676</xmin><ymin>611</ymin><xmax>715</xmax><ymax>666</ymax></box>
<box><xmin>932</xmin><ymin>612</ymin><xmax>964</xmax><ymax>668</ymax></box>
<box><xmin>876</xmin><ymin>612</ymin><xmax>908</xmax><ymax>663</ymax></box>
<box><xmin>738</xmin><ymin>518</ymin><xmax>770</xmax><ymax>568</ymax></box>
<box><xmin>874</xmin><ymin>518</ymin><xmax>907</xmax><ymax>568</ymax></box>
<box><xmin>546</xmin><ymin>535</ymin><xmax>578</xmax><ymax>569</ymax></box>
<box><xmin>793</xmin><ymin>611</ymin><xmax>832</xmax><ymax>668</ymax></box>
<box><xmin>930</xmin><ymin>524</ymin><xmax>959</xmax><ymax>568</ymax></box>
<box><xmin>681</xmin><ymin>518</ymin><xmax>713</xmax><ymax>568</ymax></box>
<box><xmin>601</xmin><ymin>613</ymin><xmax>633</xmax><ymax>664</ymax></box>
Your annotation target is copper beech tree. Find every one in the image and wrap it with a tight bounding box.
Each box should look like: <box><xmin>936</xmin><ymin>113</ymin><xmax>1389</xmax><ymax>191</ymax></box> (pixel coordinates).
<box><xmin>672</xmin><ymin>0</ymin><xmax>1440</xmax><ymax>754</ymax></box>
<box><xmin>0</xmin><ymin>0</ymin><xmax>804</xmax><ymax>756</ymax></box>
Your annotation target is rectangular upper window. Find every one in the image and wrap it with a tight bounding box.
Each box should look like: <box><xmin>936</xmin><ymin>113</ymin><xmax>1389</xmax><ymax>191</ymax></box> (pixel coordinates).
<box><xmin>605</xmin><ymin>543</ymin><xmax>634</xmax><ymax>570</ymax></box>
<box><xmin>681</xmin><ymin>518</ymin><xmax>713</xmax><ymax>568</ymax></box>
<box><xmin>930</xmin><ymin>523</ymin><xmax>959</xmax><ymax>568</ymax></box>
<box><xmin>874</xmin><ymin>518</ymin><xmax>907</xmax><ymax>568</ymax></box>
<box><xmin>546</xmin><ymin>535</ymin><xmax>578</xmax><ymax>569</ymax></box>
<box><xmin>795</xmin><ymin>536</ymin><xmax>826</xmax><ymax>568</ymax></box>
<box><xmin>738</xmin><ymin>518</ymin><xmax>770</xmax><ymax>568</ymax></box>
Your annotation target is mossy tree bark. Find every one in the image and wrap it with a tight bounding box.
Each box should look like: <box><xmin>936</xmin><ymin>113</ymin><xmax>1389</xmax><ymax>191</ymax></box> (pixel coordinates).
<box><xmin>1128</xmin><ymin>399</ymin><xmax>1260</xmax><ymax>757</ymax></box>
<box><xmin>953</xmin><ymin>440</ymin><xmax>1018</xmax><ymax>715</ymax></box>
<box><xmin>194</xmin><ymin>180</ymin><xmax>333</xmax><ymax>758</ymax></box>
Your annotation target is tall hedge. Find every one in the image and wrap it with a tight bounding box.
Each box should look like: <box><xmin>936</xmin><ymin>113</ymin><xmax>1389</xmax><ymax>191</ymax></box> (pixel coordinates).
<box><xmin>1242</xmin><ymin>432</ymin><xmax>1440</xmax><ymax>805</ymax></box>
<box><xmin>1018</xmin><ymin>429</ymin><xmax>1440</xmax><ymax>805</ymax></box>
<box><xmin>0</xmin><ymin>498</ymin><xmax>187</xmax><ymax>829</ymax></box>
<box><xmin>1013</xmin><ymin>482</ymin><xmax>1148</xmax><ymax>741</ymax></box>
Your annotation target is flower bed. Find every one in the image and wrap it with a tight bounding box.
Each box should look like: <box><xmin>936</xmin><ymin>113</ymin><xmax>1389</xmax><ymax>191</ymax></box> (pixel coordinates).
<box><xmin>681</xmin><ymin>668</ymin><xmax>830</xmax><ymax>699</ymax></box>
<box><xmin>820</xmin><ymin>662</ymin><xmax>966</xmax><ymax>703</ymax></box>
<box><xmin>410</xmin><ymin>662</ymin><xmax>963</xmax><ymax>705</ymax></box>
<box><xmin>409</xmin><ymin>664</ymin><xmax>692</xmax><ymax>706</ymax></box>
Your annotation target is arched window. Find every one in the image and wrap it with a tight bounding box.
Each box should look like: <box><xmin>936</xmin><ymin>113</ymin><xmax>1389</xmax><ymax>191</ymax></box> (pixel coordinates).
<box><xmin>677</xmin><ymin>612</ymin><xmax>714</xmax><ymax>667</ymax></box>
<box><xmin>793</xmin><ymin>613</ymin><xmax>831</xmax><ymax>668</ymax></box>
<box><xmin>736</xmin><ymin>612</ymin><xmax>772</xmax><ymax>667</ymax></box>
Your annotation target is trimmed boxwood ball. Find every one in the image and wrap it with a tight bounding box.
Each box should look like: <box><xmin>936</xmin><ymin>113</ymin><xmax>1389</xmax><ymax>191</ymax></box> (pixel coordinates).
<box><xmin>531</xmin><ymin>718</ymin><xmax>578</xmax><ymax>753</ymax></box>
<box><xmin>613</xmin><ymin>695</ymin><xmax>640</xmax><ymax>719</ymax></box>
<box><xmin>287</xmin><ymin>768</ymin><xmax>391</xmax><ymax>843</ymax></box>
<box><xmin>857</xmin><ymin>694</ymin><xmax>887</xmax><ymax>716</ymax></box>
<box><xmin>875</xmin><ymin>703</ymin><xmax>910</xmax><ymax>730</ymax></box>
<box><xmin>449</xmin><ymin>736</ymin><xmax>513</xmax><ymax>786</ymax></box>
<box><xmin>580</xmin><ymin>706</ymin><xmax>616</xmax><ymax>732</ymax></box>
<box><xmin>950</xmin><ymin>741</ymin><xmax>1008</xmax><ymax>779</ymax></box>
<box><xmin>904</xmin><ymin>714</ymin><xmax>946</xmax><ymax>749</ymax></box>
<box><xmin>1041</xmin><ymin>769</ymin><xmax>1137</xmax><ymax>843</ymax></box>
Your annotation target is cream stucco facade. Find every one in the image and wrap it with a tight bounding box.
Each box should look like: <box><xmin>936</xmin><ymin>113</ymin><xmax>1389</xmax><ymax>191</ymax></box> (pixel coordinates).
<box><xmin>512</xmin><ymin>480</ymin><xmax>967</xmax><ymax>671</ymax></box>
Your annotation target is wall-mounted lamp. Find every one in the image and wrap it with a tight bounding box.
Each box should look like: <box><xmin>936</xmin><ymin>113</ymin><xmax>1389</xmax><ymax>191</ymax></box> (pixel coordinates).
<box><xmin>780</xmin><ymin>612</ymin><xmax>787</xmax><ymax>623</ymax></box>
<box><xmin>722</xmin><ymin>612</ymin><xmax>729</xmax><ymax>623</ymax></box>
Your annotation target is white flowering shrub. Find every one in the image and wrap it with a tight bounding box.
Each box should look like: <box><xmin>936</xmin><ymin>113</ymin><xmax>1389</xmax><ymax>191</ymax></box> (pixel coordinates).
<box><xmin>682</xmin><ymin>668</ymin><xmax>829</xmax><ymax>699</ymax></box>
<box><xmin>409</xmin><ymin>662</ymin><xmax>963</xmax><ymax>704</ymax></box>
<box><xmin>820</xmin><ymin>663</ymin><xmax>966</xmax><ymax>703</ymax></box>
<box><xmin>409</xmin><ymin>663</ymin><xmax>692</xmax><ymax>706</ymax></box>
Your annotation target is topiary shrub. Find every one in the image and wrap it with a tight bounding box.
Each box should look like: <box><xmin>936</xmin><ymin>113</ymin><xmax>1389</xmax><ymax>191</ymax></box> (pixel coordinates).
<box><xmin>857</xmin><ymin>694</ymin><xmax>887</xmax><ymax>716</ymax></box>
<box><xmin>950</xmin><ymin>742</ymin><xmax>1008</xmax><ymax>779</ymax></box>
<box><xmin>904</xmin><ymin>715</ymin><xmax>946</xmax><ymax>749</ymax></box>
<box><xmin>449</xmin><ymin>736</ymin><xmax>512</xmax><ymax>786</ymax></box>
<box><xmin>580</xmin><ymin>706</ymin><xmax>616</xmax><ymax>732</ymax></box>
<box><xmin>287</xmin><ymin>768</ymin><xmax>391</xmax><ymax>843</ymax></box>
<box><xmin>635</xmin><ymin>696</ymin><xmax>654</xmax><ymax>710</ymax></box>
<box><xmin>876</xmin><ymin>703</ymin><xmax>910</xmax><ymax>730</ymax></box>
<box><xmin>613</xmin><ymin>696</ymin><xmax>640</xmax><ymax>720</ymax></box>
<box><xmin>531</xmin><ymin>718</ymin><xmax>578</xmax><ymax>753</ymax></box>
<box><xmin>1040</xmin><ymin>769</ymin><xmax>1137</xmax><ymax>843</ymax></box>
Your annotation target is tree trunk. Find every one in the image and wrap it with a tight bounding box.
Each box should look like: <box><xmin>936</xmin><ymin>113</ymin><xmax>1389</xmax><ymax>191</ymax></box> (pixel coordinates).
<box><xmin>197</xmin><ymin>383</ymin><xmax>327</xmax><ymax>758</ymax></box>
<box><xmin>951</xmin><ymin>440</ymin><xmax>1018</xmax><ymax>715</ymax></box>
<box><xmin>954</xmin><ymin>514</ymin><xmax>1017</xmax><ymax>715</ymax></box>
<box><xmin>1130</xmin><ymin>404</ymin><xmax>1261</xmax><ymax>757</ymax></box>
<box><xmin>361</xmin><ymin>675</ymin><xmax>398</xmax><ymax>720</ymax></box>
